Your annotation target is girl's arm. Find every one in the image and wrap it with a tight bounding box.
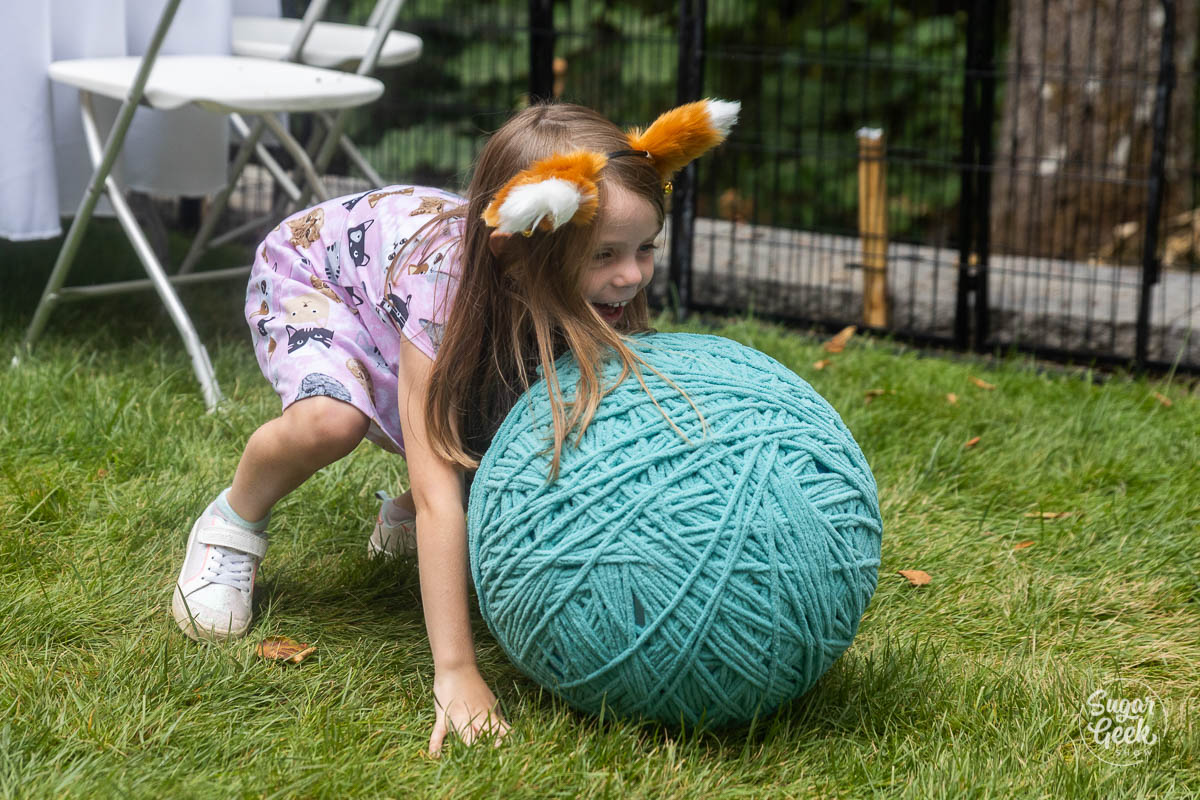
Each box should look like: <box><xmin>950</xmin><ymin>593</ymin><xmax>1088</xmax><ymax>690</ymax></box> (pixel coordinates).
<box><xmin>395</xmin><ymin>337</ymin><xmax>509</xmax><ymax>755</ymax></box>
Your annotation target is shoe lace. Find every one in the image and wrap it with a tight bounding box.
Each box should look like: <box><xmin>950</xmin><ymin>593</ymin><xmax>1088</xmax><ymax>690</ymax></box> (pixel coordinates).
<box><xmin>203</xmin><ymin>545</ymin><xmax>256</xmax><ymax>592</ymax></box>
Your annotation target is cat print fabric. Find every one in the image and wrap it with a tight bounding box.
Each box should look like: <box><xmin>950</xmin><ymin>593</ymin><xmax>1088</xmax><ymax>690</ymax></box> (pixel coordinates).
<box><xmin>246</xmin><ymin>185</ymin><xmax>465</xmax><ymax>455</ymax></box>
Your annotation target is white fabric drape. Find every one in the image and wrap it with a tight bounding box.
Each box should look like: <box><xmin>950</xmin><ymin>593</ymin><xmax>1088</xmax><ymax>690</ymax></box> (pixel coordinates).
<box><xmin>1</xmin><ymin>0</ymin><xmax>280</xmax><ymax>241</ymax></box>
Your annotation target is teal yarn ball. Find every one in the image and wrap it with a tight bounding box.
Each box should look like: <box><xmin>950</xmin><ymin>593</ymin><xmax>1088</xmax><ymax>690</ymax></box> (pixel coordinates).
<box><xmin>467</xmin><ymin>332</ymin><xmax>882</xmax><ymax>726</ymax></box>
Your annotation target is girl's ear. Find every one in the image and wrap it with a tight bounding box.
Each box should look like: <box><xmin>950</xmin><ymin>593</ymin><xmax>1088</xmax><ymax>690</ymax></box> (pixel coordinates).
<box><xmin>488</xmin><ymin>230</ymin><xmax>515</xmax><ymax>258</ymax></box>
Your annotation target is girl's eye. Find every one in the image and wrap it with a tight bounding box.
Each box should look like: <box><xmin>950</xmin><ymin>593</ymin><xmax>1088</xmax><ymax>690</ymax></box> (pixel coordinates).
<box><xmin>593</xmin><ymin>251</ymin><xmax>612</xmax><ymax>261</ymax></box>
<box><xmin>639</xmin><ymin>243</ymin><xmax>658</xmax><ymax>254</ymax></box>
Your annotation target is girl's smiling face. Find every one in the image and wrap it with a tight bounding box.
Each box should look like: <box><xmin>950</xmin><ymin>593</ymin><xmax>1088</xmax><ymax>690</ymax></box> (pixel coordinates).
<box><xmin>584</xmin><ymin>185</ymin><xmax>662</xmax><ymax>325</ymax></box>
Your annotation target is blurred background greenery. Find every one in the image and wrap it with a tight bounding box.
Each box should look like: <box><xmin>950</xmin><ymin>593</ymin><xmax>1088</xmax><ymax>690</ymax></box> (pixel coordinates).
<box><xmin>321</xmin><ymin>0</ymin><xmax>986</xmax><ymax>243</ymax></box>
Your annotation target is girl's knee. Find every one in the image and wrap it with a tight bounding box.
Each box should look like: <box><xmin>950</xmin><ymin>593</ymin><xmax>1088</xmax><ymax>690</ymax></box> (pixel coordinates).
<box><xmin>282</xmin><ymin>397</ymin><xmax>369</xmax><ymax>454</ymax></box>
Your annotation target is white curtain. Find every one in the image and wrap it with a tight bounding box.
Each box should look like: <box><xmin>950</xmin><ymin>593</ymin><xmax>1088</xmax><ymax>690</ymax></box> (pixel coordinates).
<box><xmin>1</xmin><ymin>0</ymin><xmax>279</xmax><ymax>241</ymax></box>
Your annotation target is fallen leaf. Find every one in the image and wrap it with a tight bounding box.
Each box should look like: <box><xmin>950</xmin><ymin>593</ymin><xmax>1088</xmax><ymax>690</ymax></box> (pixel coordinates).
<box><xmin>95</xmin><ymin>468</ymin><xmax>108</xmax><ymax>480</ymax></box>
<box><xmin>898</xmin><ymin>569</ymin><xmax>932</xmax><ymax>586</ymax></box>
<box><xmin>256</xmin><ymin>636</ymin><xmax>316</xmax><ymax>664</ymax></box>
<box><xmin>864</xmin><ymin>388</ymin><xmax>886</xmax><ymax>405</ymax></box>
<box><xmin>823</xmin><ymin>325</ymin><xmax>857</xmax><ymax>353</ymax></box>
<box><xmin>1153</xmin><ymin>392</ymin><xmax>1173</xmax><ymax>407</ymax></box>
<box><xmin>813</xmin><ymin>359</ymin><xmax>832</xmax><ymax>370</ymax></box>
<box><xmin>946</xmin><ymin>393</ymin><xmax>958</xmax><ymax>405</ymax></box>
<box><xmin>1024</xmin><ymin>511</ymin><xmax>1073</xmax><ymax>519</ymax></box>
<box><xmin>1012</xmin><ymin>540</ymin><xmax>1035</xmax><ymax>550</ymax></box>
<box><xmin>964</xmin><ymin>436</ymin><xmax>981</xmax><ymax>449</ymax></box>
<box><xmin>969</xmin><ymin>375</ymin><xmax>996</xmax><ymax>391</ymax></box>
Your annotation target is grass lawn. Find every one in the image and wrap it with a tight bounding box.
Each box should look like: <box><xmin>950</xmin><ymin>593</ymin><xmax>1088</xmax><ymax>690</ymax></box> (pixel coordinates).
<box><xmin>1</xmin><ymin>222</ymin><xmax>1197</xmax><ymax>798</ymax></box>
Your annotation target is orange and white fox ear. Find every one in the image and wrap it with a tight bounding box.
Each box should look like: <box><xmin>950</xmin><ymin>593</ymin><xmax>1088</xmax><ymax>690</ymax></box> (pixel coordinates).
<box><xmin>625</xmin><ymin>98</ymin><xmax>740</xmax><ymax>179</ymax></box>
<box><xmin>482</xmin><ymin>151</ymin><xmax>608</xmax><ymax>236</ymax></box>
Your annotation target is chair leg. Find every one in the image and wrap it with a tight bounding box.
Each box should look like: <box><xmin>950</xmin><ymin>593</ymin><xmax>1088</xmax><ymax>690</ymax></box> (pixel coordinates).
<box><xmin>14</xmin><ymin>183</ymin><xmax>103</xmax><ymax>368</ymax></box>
<box><xmin>175</xmin><ymin>113</ymin><xmax>304</xmax><ymax>276</ymax></box>
<box><xmin>176</xmin><ymin>117</ymin><xmax>270</xmax><ymax>276</ymax></box>
<box><xmin>260</xmin><ymin>112</ymin><xmax>331</xmax><ymax>201</ymax></box>
<box><xmin>106</xmin><ymin>172</ymin><xmax>223</xmax><ymax>411</ymax></box>
<box><xmin>78</xmin><ymin>93</ymin><xmax>223</xmax><ymax>411</ymax></box>
<box><xmin>182</xmin><ymin>110</ymin><xmax>333</xmax><ymax>278</ymax></box>
<box><xmin>232</xmin><ymin>113</ymin><xmax>304</xmax><ymax>203</ymax></box>
<box><xmin>315</xmin><ymin>112</ymin><xmax>385</xmax><ymax>187</ymax></box>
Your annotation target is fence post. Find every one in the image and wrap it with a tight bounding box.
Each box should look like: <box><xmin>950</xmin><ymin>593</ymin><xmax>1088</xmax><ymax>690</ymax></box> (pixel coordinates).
<box><xmin>857</xmin><ymin>128</ymin><xmax>889</xmax><ymax>327</ymax></box>
<box><xmin>971</xmin><ymin>0</ymin><xmax>996</xmax><ymax>351</ymax></box>
<box><xmin>667</xmin><ymin>0</ymin><xmax>706</xmax><ymax>321</ymax></box>
<box><xmin>1137</xmin><ymin>0</ymin><xmax>1176</xmax><ymax>367</ymax></box>
<box><xmin>956</xmin><ymin>0</ymin><xmax>998</xmax><ymax>350</ymax></box>
<box><xmin>529</xmin><ymin>0</ymin><xmax>555</xmax><ymax>103</ymax></box>
<box><xmin>954</xmin><ymin>0</ymin><xmax>980</xmax><ymax>349</ymax></box>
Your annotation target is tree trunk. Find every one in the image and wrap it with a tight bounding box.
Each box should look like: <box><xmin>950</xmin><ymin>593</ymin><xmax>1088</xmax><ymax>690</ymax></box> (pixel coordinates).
<box><xmin>990</xmin><ymin>0</ymin><xmax>1196</xmax><ymax>262</ymax></box>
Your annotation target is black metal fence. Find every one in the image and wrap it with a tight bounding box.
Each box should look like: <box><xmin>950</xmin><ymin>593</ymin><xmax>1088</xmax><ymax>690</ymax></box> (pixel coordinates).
<box><xmin>313</xmin><ymin>0</ymin><xmax>1199</xmax><ymax>371</ymax></box>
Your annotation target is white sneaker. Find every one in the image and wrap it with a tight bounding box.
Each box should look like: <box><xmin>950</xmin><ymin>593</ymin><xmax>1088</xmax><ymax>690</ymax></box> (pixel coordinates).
<box><xmin>172</xmin><ymin>499</ymin><xmax>269</xmax><ymax>641</ymax></box>
<box><xmin>368</xmin><ymin>490</ymin><xmax>417</xmax><ymax>559</ymax></box>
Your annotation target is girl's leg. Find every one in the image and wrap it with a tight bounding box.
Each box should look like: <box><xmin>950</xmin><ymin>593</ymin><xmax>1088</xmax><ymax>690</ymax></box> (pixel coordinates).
<box><xmin>370</xmin><ymin>471</ymin><xmax>469</xmax><ymax>560</ymax></box>
<box><xmin>228</xmin><ymin>397</ymin><xmax>370</xmax><ymax>521</ymax></box>
<box><xmin>393</xmin><ymin>488</ymin><xmax>416</xmax><ymax>515</ymax></box>
<box><xmin>174</xmin><ymin>397</ymin><xmax>368</xmax><ymax>641</ymax></box>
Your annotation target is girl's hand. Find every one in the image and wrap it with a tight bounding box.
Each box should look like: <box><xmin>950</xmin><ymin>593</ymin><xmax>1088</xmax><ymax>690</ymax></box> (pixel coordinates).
<box><xmin>429</xmin><ymin>667</ymin><xmax>510</xmax><ymax>756</ymax></box>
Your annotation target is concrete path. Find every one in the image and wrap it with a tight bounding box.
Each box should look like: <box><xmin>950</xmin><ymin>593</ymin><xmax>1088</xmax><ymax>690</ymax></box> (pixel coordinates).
<box><xmin>229</xmin><ymin>167</ymin><xmax>1199</xmax><ymax>367</ymax></box>
<box><xmin>657</xmin><ymin>217</ymin><xmax>1199</xmax><ymax>367</ymax></box>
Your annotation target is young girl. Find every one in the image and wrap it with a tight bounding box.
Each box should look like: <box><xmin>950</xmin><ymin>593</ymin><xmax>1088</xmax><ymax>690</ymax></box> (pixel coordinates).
<box><xmin>172</xmin><ymin>99</ymin><xmax>739</xmax><ymax>753</ymax></box>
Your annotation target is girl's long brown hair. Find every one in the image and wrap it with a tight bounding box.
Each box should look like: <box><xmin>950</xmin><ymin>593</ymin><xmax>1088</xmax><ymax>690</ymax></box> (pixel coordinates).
<box><xmin>395</xmin><ymin>103</ymin><xmax>707</xmax><ymax>485</ymax></box>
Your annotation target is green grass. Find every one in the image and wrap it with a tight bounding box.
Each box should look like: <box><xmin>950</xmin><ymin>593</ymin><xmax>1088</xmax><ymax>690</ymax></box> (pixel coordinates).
<box><xmin>1</xmin><ymin>222</ymin><xmax>1198</xmax><ymax>798</ymax></box>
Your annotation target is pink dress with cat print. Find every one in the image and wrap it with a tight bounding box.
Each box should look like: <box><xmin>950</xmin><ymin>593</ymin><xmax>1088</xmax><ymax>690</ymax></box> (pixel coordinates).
<box><xmin>245</xmin><ymin>185</ymin><xmax>465</xmax><ymax>455</ymax></box>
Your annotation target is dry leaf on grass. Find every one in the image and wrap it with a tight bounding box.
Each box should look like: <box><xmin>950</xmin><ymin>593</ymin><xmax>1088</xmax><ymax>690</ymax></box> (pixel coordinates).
<box><xmin>812</xmin><ymin>359</ymin><xmax>832</xmax><ymax>370</ymax></box>
<box><xmin>864</xmin><ymin>388</ymin><xmax>893</xmax><ymax>405</ymax></box>
<box><xmin>823</xmin><ymin>325</ymin><xmax>857</xmax><ymax>353</ymax></box>
<box><xmin>946</xmin><ymin>393</ymin><xmax>958</xmax><ymax>405</ymax></box>
<box><xmin>1012</xmin><ymin>540</ymin><xmax>1035</xmax><ymax>550</ymax></box>
<box><xmin>256</xmin><ymin>636</ymin><xmax>316</xmax><ymax>664</ymax></box>
<box><xmin>898</xmin><ymin>569</ymin><xmax>932</xmax><ymax>586</ymax></box>
<box><xmin>1024</xmin><ymin>511</ymin><xmax>1073</xmax><ymax>519</ymax></box>
<box><xmin>964</xmin><ymin>436</ymin><xmax>981</xmax><ymax>449</ymax></box>
<box><xmin>969</xmin><ymin>375</ymin><xmax>996</xmax><ymax>391</ymax></box>
<box><xmin>1153</xmin><ymin>392</ymin><xmax>1173</xmax><ymax>407</ymax></box>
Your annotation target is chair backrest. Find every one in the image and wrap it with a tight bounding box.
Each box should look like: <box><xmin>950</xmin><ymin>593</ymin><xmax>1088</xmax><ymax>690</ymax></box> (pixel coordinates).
<box><xmin>269</xmin><ymin>0</ymin><xmax>404</xmax><ymax>77</ymax></box>
<box><xmin>354</xmin><ymin>0</ymin><xmax>406</xmax><ymax>76</ymax></box>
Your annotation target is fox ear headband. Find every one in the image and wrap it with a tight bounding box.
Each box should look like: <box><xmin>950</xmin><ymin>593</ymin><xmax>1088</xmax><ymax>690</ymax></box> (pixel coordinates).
<box><xmin>482</xmin><ymin>99</ymin><xmax>740</xmax><ymax>237</ymax></box>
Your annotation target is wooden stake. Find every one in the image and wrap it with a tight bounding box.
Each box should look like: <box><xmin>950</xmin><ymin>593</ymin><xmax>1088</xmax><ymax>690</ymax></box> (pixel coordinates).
<box><xmin>553</xmin><ymin>57</ymin><xmax>568</xmax><ymax>98</ymax></box>
<box><xmin>857</xmin><ymin>128</ymin><xmax>889</xmax><ymax>327</ymax></box>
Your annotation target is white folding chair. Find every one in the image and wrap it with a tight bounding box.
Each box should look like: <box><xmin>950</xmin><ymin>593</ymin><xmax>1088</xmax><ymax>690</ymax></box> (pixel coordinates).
<box><xmin>175</xmin><ymin>0</ymin><xmax>420</xmax><ymax>275</ymax></box>
<box><xmin>235</xmin><ymin>2</ymin><xmax>421</xmax><ymax>187</ymax></box>
<box><xmin>14</xmin><ymin>0</ymin><xmax>383</xmax><ymax>412</ymax></box>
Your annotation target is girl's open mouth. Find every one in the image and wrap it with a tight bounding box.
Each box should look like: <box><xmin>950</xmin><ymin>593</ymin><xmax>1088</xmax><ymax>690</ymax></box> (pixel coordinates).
<box><xmin>592</xmin><ymin>302</ymin><xmax>624</xmax><ymax>324</ymax></box>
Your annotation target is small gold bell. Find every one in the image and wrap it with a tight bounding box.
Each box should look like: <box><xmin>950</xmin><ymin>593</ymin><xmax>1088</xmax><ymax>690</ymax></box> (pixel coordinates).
<box><xmin>663</xmin><ymin>180</ymin><xmax>673</xmax><ymax>195</ymax></box>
